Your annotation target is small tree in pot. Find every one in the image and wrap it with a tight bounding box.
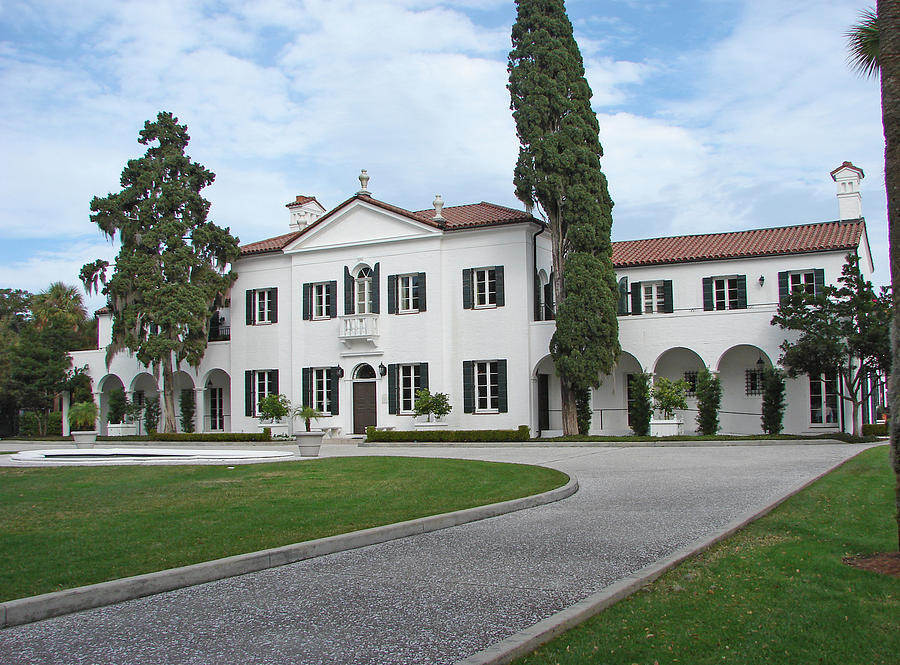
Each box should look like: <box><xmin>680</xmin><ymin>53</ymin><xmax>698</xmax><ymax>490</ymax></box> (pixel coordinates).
<box><xmin>294</xmin><ymin>405</ymin><xmax>322</xmax><ymax>432</ymax></box>
<box><xmin>652</xmin><ymin>377</ymin><xmax>689</xmax><ymax>420</ymax></box>
<box><xmin>68</xmin><ymin>400</ymin><xmax>99</xmax><ymax>446</ymax></box>
<box><xmin>413</xmin><ymin>389</ymin><xmax>452</xmax><ymax>422</ymax></box>
<box><xmin>257</xmin><ymin>393</ymin><xmax>291</xmax><ymax>423</ymax></box>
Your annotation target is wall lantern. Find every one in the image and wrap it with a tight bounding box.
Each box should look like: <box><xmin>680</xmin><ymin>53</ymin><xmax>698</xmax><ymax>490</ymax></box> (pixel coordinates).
<box><xmin>378</xmin><ymin>363</ymin><xmax>387</xmax><ymax>377</ymax></box>
<box><xmin>758</xmin><ymin>275</ymin><xmax>765</xmax><ymax>287</ymax></box>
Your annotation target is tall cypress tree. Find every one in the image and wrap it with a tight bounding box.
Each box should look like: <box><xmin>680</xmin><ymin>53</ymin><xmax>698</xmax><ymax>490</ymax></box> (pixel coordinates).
<box><xmin>81</xmin><ymin>112</ymin><xmax>240</xmax><ymax>432</ymax></box>
<box><xmin>509</xmin><ymin>0</ymin><xmax>620</xmax><ymax>434</ymax></box>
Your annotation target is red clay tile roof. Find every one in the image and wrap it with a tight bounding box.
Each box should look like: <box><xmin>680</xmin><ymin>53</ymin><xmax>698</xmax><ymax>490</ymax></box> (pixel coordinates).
<box><xmin>240</xmin><ymin>196</ymin><xmax>537</xmax><ymax>255</ymax></box>
<box><xmin>240</xmin><ymin>229</ymin><xmax>303</xmax><ymax>256</ymax></box>
<box><xmin>830</xmin><ymin>161</ymin><xmax>864</xmax><ymax>179</ymax></box>
<box><xmin>612</xmin><ymin>219</ymin><xmax>864</xmax><ymax>268</ymax></box>
<box><xmin>285</xmin><ymin>195</ymin><xmax>322</xmax><ymax>208</ymax></box>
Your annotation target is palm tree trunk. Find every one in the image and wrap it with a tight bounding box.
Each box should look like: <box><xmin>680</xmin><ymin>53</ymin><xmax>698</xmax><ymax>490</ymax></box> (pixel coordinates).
<box><xmin>878</xmin><ymin>0</ymin><xmax>900</xmax><ymax>550</ymax></box>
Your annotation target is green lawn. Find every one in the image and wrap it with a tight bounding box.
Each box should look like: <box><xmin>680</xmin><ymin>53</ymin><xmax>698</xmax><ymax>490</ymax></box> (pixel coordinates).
<box><xmin>515</xmin><ymin>445</ymin><xmax>898</xmax><ymax>665</ymax></box>
<box><xmin>0</xmin><ymin>456</ymin><xmax>567</xmax><ymax>601</ymax></box>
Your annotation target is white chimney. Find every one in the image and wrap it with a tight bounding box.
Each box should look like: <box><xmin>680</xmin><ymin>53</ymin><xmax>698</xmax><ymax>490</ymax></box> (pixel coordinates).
<box><xmin>830</xmin><ymin>161</ymin><xmax>865</xmax><ymax>221</ymax></box>
<box><xmin>286</xmin><ymin>195</ymin><xmax>326</xmax><ymax>231</ymax></box>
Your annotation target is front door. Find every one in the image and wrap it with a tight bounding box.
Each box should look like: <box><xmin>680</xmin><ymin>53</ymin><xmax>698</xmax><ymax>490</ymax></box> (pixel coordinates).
<box><xmin>353</xmin><ymin>382</ymin><xmax>377</xmax><ymax>434</ymax></box>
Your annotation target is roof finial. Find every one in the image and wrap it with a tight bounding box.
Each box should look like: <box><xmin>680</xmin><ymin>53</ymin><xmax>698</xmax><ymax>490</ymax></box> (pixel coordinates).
<box><xmin>357</xmin><ymin>169</ymin><xmax>371</xmax><ymax>196</ymax></box>
<box><xmin>433</xmin><ymin>194</ymin><xmax>445</xmax><ymax>221</ymax></box>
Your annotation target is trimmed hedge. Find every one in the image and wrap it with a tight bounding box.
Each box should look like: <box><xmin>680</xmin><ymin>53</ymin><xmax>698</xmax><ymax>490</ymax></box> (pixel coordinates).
<box><xmin>862</xmin><ymin>422</ymin><xmax>888</xmax><ymax>437</ymax></box>
<box><xmin>366</xmin><ymin>425</ymin><xmax>530</xmax><ymax>443</ymax></box>
<box><xmin>97</xmin><ymin>430</ymin><xmax>272</xmax><ymax>443</ymax></box>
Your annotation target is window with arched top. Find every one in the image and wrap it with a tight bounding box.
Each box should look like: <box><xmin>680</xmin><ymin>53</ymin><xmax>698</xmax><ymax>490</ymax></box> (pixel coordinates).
<box><xmin>344</xmin><ymin>263</ymin><xmax>380</xmax><ymax>315</ymax></box>
<box><xmin>355</xmin><ymin>268</ymin><xmax>373</xmax><ymax>314</ymax></box>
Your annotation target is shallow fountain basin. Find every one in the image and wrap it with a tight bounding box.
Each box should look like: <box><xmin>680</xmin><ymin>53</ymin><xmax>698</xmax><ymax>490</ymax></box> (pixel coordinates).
<box><xmin>9</xmin><ymin>447</ymin><xmax>295</xmax><ymax>465</ymax></box>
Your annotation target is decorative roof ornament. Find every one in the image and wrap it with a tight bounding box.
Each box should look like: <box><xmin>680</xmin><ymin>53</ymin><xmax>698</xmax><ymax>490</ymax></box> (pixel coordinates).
<box><xmin>433</xmin><ymin>194</ymin><xmax>445</xmax><ymax>222</ymax></box>
<box><xmin>357</xmin><ymin>169</ymin><xmax>371</xmax><ymax>196</ymax></box>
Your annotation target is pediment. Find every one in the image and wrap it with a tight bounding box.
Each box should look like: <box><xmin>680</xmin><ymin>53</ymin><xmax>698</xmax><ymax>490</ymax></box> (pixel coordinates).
<box><xmin>283</xmin><ymin>200</ymin><xmax>440</xmax><ymax>252</ymax></box>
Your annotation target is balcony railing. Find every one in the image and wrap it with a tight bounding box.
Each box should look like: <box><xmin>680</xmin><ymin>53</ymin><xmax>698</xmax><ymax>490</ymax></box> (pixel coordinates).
<box><xmin>208</xmin><ymin>325</ymin><xmax>230</xmax><ymax>342</ymax></box>
<box><xmin>339</xmin><ymin>314</ymin><xmax>379</xmax><ymax>342</ymax></box>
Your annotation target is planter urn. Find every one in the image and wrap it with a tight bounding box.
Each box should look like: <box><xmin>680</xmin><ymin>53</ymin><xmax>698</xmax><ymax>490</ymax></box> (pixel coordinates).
<box><xmin>71</xmin><ymin>431</ymin><xmax>98</xmax><ymax>447</ymax></box>
<box><xmin>295</xmin><ymin>430</ymin><xmax>324</xmax><ymax>457</ymax></box>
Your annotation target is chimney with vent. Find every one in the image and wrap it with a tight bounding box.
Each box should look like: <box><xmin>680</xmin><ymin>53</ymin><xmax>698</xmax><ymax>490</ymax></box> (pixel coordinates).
<box><xmin>830</xmin><ymin>161</ymin><xmax>865</xmax><ymax>221</ymax></box>
<box><xmin>286</xmin><ymin>195</ymin><xmax>326</xmax><ymax>231</ymax></box>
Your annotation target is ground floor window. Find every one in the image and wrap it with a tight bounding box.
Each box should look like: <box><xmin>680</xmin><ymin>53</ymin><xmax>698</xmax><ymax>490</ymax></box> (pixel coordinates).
<box><xmin>745</xmin><ymin>369</ymin><xmax>764</xmax><ymax>396</ymax></box>
<box><xmin>683</xmin><ymin>371</ymin><xmax>698</xmax><ymax>397</ymax></box>
<box><xmin>313</xmin><ymin>368</ymin><xmax>332</xmax><ymax>414</ymax></box>
<box><xmin>256</xmin><ymin>370</ymin><xmax>277</xmax><ymax>415</ymax></box>
<box><xmin>463</xmin><ymin>359</ymin><xmax>508</xmax><ymax>414</ymax></box>
<box><xmin>810</xmin><ymin>371</ymin><xmax>838</xmax><ymax>424</ymax></box>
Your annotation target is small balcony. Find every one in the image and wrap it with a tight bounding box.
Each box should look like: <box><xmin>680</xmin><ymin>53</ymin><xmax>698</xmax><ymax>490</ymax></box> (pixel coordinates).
<box><xmin>339</xmin><ymin>314</ymin><xmax>379</xmax><ymax>346</ymax></box>
<box><xmin>208</xmin><ymin>325</ymin><xmax>230</xmax><ymax>342</ymax></box>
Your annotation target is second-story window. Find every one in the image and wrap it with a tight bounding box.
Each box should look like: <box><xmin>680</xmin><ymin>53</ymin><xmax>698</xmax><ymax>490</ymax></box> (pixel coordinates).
<box><xmin>356</xmin><ymin>267</ymin><xmax>373</xmax><ymax>314</ymax></box>
<box><xmin>702</xmin><ymin>276</ymin><xmax>747</xmax><ymax>311</ymax></box>
<box><xmin>313</xmin><ymin>283</ymin><xmax>329</xmax><ymax>319</ymax></box>
<box><xmin>643</xmin><ymin>281</ymin><xmax>666</xmax><ymax>314</ymax></box>
<box><xmin>399</xmin><ymin>275</ymin><xmax>419</xmax><ymax>313</ymax></box>
<box><xmin>246</xmin><ymin>288</ymin><xmax>278</xmax><ymax>325</ymax></box>
<box><xmin>344</xmin><ymin>264</ymin><xmax>380</xmax><ymax>315</ymax></box>
<box><xmin>778</xmin><ymin>269</ymin><xmax>824</xmax><ymax>304</ymax></box>
<box><xmin>463</xmin><ymin>266</ymin><xmax>505</xmax><ymax>309</ymax></box>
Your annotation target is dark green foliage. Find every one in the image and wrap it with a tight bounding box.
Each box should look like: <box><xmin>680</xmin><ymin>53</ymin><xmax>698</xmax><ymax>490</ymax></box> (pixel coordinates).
<box><xmin>575</xmin><ymin>388</ymin><xmax>591</xmax><ymax>435</ymax></box>
<box><xmin>771</xmin><ymin>253</ymin><xmax>890</xmax><ymax>435</ymax></box>
<box><xmin>179</xmin><ymin>389</ymin><xmax>195</xmax><ymax>433</ymax></box>
<box><xmin>21</xmin><ymin>412</ymin><xmax>62</xmax><ymax>437</ymax></box>
<box><xmin>862</xmin><ymin>422</ymin><xmax>888</xmax><ymax>436</ymax></box>
<box><xmin>107</xmin><ymin>388</ymin><xmax>128</xmax><ymax>424</ymax></box>
<box><xmin>628</xmin><ymin>372</ymin><xmax>652</xmax><ymax>436</ymax></box>
<box><xmin>100</xmin><ymin>431</ymin><xmax>271</xmax><ymax>442</ymax></box>
<box><xmin>81</xmin><ymin>112</ymin><xmax>240</xmax><ymax>432</ymax></box>
<box><xmin>652</xmin><ymin>377</ymin><xmax>689</xmax><ymax>420</ymax></box>
<box><xmin>695</xmin><ymin>369</ymin><xmax>721</xmax><ymax>435</ymax></box>
<box><xmin>761</xmin><ymin>367</ymin><xmax>787</xmax><ymax>435</ymax></box>
<box><xmin>509</xmin><ymin>0</ymin><xmax>619</xmax><ymax>433</ymax></box>
<box><xmin>143</xmin><ymin>395</ymin><xmax>161</xmax><ymax>434</ymax></box>
<box><xmin>66</xmin><ymin>368</ymin><xmax>94</xmax><ymax>404</ymax></box>
<box><xmin>413</xmin><ymin>389</ymin><xmax>453</xmax><ymax>421</ymax></box>
<box><xmin>366</xmin><ymin>425</ymin><xmax>531</xmax><ymax>443</ymax></box>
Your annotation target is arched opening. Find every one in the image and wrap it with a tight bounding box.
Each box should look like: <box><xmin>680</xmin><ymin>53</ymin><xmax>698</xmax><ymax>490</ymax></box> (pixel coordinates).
<box><xmin>130</xmin><ymin>372</ymin><xmax>159</xmax><ymax>435</ymax></box>
<box><xmin>352</xmin><ymin>363</ymin><xmax>376</xmax><ymax>434</ymax></box>
<box><xmin>173</xmin><ymin>371</ymin><xmax>196</xmax><ymax>433</ymax></box>
<box><xmin>653</xmin><ymin>347</ymin><xmax>705</xmax><ymax>431</ymax></box>
<box><xmin>98</xmin><ymin>374</ymin><xmax>125</xmax><ymax>436</ymax></box>
<box><xmin>716</xmin><ymin>345</ymin><xmax>771</xmax><ymax>434</ymax></box>
<box><xmin>592</xmin><ymin>351</ymin><xmax>642</xmax><ymax>435</ymax></box>
<box><xmin>201</xmin><ymin>369</ymin><xmax>231</xmax><ymax>432</ymax></box>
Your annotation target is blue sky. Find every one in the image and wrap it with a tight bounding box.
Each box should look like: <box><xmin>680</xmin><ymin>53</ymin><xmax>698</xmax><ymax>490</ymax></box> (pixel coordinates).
<box><xmin>0</xmin><ymin>0</ymin><xmax>886</xmax><ymax>312</ymax></box>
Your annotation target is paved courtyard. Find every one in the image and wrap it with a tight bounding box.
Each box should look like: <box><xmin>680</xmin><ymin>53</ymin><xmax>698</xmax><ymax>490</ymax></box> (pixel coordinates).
<box><xmin>0</xmin><ymin>443</ymin><xmax>870</xmax><ymax>664</ymax></box>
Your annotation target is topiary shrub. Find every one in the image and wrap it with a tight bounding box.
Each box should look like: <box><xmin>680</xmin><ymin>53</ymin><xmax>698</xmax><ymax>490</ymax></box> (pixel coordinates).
<box><xmin>628</xmin><ymin>372</ymin><xmax>652</xmax><ymax>436</ymax></box>
<box><xmin>107</xmin><ymin>388</ymin><xmax>128</xmax><ymax>424</ymax></box>
<box><xmin>575</xmin><ymin>389</ymin><xmax>592</xmax><ymax>436</ymax></box>
<box><xmin>761</xmin><ymin>368</ymin><xmax>786</xmax><ymax>435</ymax></box>
<box><xmin>695</xmin><ymin>368</ymin><xmax>721</xmax><ymax>435</ymax></box>
<box><xmin>862</xmin><ymin>422</ymin><xmax>887</xmax><ymax>436</ymax></box>
<box><xmin>180</xmin><ymin>389</ymin><xmax>196</xmax><ymax>433</ymax></box>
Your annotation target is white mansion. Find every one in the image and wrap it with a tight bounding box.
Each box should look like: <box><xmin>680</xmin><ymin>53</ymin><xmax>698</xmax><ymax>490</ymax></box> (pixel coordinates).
<box><xmin>68</xmin><ymin>163</ymin><xmax>882</xmax><ymax>437</ymax></box>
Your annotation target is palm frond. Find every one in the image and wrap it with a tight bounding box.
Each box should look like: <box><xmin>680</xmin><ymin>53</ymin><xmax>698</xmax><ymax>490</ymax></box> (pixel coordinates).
<box><xmin>846</xmin><ymin>7</ymin><xmax>880</xmax><ymax>79</ymax></box>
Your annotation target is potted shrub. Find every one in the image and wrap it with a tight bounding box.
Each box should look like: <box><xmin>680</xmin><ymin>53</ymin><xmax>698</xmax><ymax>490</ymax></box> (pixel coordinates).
<box><xmin>257</xmin><ymin>393</ymin><xmax>292</xmax><ymax>439</ymax></box>
<box><xmin>107</xmin><ymin>388</ymin><xmax>138</xmax><ymax>437</ymax></box>
<box><xmin>412</xmin><ymin>389</ymin><xmax>452</xmax><ymax>430</ymax></box>
<box><xmin>68</xmin><ymin>401</ymin><xmax>99</xmax><ymax>447</ymax></box>
<box><xmin>293</xmin><ymin>405</ymin><xmax>323</xmax><ymax>456</ymax></box>
<box><xmin>650</xmin><ymin>377</ymin><xmax>688</xmax><ymax>436</ymax></box>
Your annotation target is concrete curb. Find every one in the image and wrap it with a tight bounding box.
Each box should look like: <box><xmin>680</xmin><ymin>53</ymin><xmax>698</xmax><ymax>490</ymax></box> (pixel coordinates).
<box><xmin>361</xmin><ymin>438</ymin><xmax>853</xmax><ymax>448</ymax></box>
<box><xmin>455</xmin><ymin>446</ymin><xmax>873</xmax><ymax>665</ymax></box>
<box><xmin>0</xmin><ymin>476</ymin><xmax>577</xmax><ymax>629</ymax></box>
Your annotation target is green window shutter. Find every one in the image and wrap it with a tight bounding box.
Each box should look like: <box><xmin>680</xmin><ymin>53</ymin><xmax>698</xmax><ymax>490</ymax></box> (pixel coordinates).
<box><xmin>387</xmin><ymin>364</ymin><xmax>398</xmax><ymax>414</ymax></box>
<box><xmin>494</xmin><ymin>265</ymin><xmax>505</xmax><ymax>306</ymax></box>
<box><xmin>617</xmin><ymin>277</ymin><xmax>628</xmax><ymax>315</ymax></box>
<box><xmin>463</xmin><ymin>361</ymin><xmax>474</xmax><ymax>413</ymax></box>
<box><xmin>371</xmin><ymin>263</ymin><xmax>380</xmax><ymax>314</ymax></box>
<box><xmin>302</xmin><ymin>283</ymin><xmax>312</xmax><ymax>320</ymax></box>
<box><xmin>344</xmin><ymin>266</ymin><xmax>353</xmax><ymax>315</ymax></box>
<box><xmin>419</xmin><ymin>362</ymin><xmax>429</xmax><ymax>391</ymax></box>
<box><xmin>327</xmin><ymin>281</ymin><xmax>337</xmax><ymax>317</ymax></box>
<box><xmin>778</xmin><ymin>271</ymin><xmax>789</xmax><ymax>304</ymax></box>
<box><xmin>544</xmin><ymin>282</ymin><xmax>555</xmax><ymax>320</ymax></box>
<box><xmin>387</xmin><ymin>274</ymin><xmax>398</xmax><ymax>314</ymax></box>
<box><xmin>329</xmin><ymin>367</ymin><xmax>339</xmax><ymax>415</ymax></box>
<box><xmin>270</xmin><ymin>289</ymin><xmax>278</xmax><ymax>323</ymax></box>
<box><xmin>416</xmin><ymin>272</ymin><xmax>427</xmax><ymax>312</ymax></box>
<box><xmin>736</xmin><ymin>275</ymin><xmax>747</xmax><ymax>309</ymax></box>
<box><xmin>534</xmin><ymin>272</ymin><xmax>542</xmax><ymax>321</ymax></box>
<box><xmin>462</xmin><ymin>269</ymin><xmax>474</xmax><ymax>309</ymax></box>
<box><xmin>301</xmin><ymin>367</ymin><xmax>312</xmax><ymax>408</ymax></box>
<box><xmin>702</xmin><ymin>278</ymin><xmax>714</xmax><ymax>311</ymax></box>
<box><xmin>246</xmin><ymin>290</ymin><xmax>255</xmax><ymax>325</ymax></box>
<box><xmin>497</xmin><ymin>359</ymin><xmax>508</xmax><ymax>413</ymax></box>
<box><xmin>630</xmin><ymin>282</ymin><xmax>642</xmax><ymax>315</ymax></box>
<box><xmin>271</xmin><ymin>369</ymin><xmax>279</xmax><ymax>396</ymax></box>
<box><xmin>245</xmin><ymin>371</ymin><xmax>253</xmax><ymax>416</ymax></box>
<box><xmin>662</xmin><ymin>280</ymin><xmax>674</xmax><ymax>313</ymax></box>
<box><xmin>814</xmin><ymin>269</ymin><xmax>825</xmax><ymax>296</ymax></box>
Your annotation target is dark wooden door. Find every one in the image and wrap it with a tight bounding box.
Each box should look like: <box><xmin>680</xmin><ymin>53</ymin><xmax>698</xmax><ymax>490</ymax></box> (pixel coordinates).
<box><xmin>537</xmin><ymin>373</ymin><xmax>550</xmax><ymax>434</ymax></box>
<box><xmin>353</xmin><ymin>382</ymin><xmax>377</xmax><ymax>434</ymax></box>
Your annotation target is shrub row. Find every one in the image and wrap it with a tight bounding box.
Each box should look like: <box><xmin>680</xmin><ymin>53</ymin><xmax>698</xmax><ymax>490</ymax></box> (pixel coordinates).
<box><xmin>19</xmin><ymin>412</ymin><xmax>62</xmax><ymax>437</ymax></box>
<box><xmin>97</xmin><ymin>430</ymin><xmax>272</xmax><ymax>442</ymax></box>
<box><xmin>861</xmin><ymin>422</ymin><xmax>888</xmax><ymax>437</ymax></box>
<box><xmin>366</xmin><ymin>425</ymin><xmax>530</xmax><ymax>443</ymax></box>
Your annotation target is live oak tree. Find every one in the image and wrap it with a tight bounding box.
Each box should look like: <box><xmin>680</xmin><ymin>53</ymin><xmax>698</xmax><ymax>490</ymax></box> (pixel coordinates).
<box><xmin>508</xmin><ymin>0</ymin><xmax>620</xmax><ymax>435</ymax></box>
<box><xmin>771</xmin><ymin>254</ymin><xmax>891</xmax><ymax>437</ymax></box>
<box><xmin>82</xmin><ymin>112</ymin><xmax>240</xmax><ymax>433</ymax></box>
<box><xmin>846</xmin><ymin>1</ymin><xmax>900</xmax><ymax>550</ymax></box>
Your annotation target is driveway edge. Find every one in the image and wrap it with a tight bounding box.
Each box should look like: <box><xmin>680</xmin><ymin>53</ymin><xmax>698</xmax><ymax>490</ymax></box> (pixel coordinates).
<box><xmin>0</xmin><ymin>476</ymin><xmax>577</xmax><ymax>629</ymax></box>
<box><xmin>455</xmin><ymin>446</ymin><xmax>873</xmax><ymax>665</ymax></box>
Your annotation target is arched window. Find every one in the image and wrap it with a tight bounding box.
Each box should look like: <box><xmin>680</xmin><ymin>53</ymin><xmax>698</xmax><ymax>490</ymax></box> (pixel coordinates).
<box><xmin>355</xmin><ymin>267</ymin><xmax>373</xmax><ymax>314</ymax></box>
